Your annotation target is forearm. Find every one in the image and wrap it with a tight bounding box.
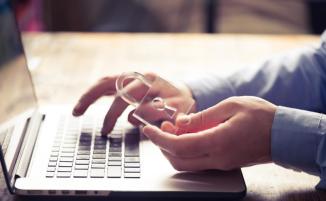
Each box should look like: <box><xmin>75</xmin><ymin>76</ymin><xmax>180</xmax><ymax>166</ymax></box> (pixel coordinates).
<box><xmin>185</xmin><ymin>33</ymin><xmax>326</xmax><ymax>112</ymax></box>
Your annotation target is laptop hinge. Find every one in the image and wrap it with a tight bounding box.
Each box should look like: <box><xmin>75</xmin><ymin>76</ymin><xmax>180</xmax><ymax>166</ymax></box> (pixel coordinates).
<box><xmin>3</xmin><ymin>112</ymin><xmax>44</xmax><ymax>193</ymax></box>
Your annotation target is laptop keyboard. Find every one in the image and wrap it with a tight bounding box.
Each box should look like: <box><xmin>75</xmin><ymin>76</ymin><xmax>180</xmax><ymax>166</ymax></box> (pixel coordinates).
<box><xmin>46</xmin><ymin>115</ymin><xmax>140</xmax><ymax>179</ymax></box>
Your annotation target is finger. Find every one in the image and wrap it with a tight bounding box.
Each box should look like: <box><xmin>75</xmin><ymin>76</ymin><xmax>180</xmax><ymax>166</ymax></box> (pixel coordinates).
<box><xmin>175</xmin><ymin>101</ymin><xmax>236</xmax><ymax>133</ymax></box>
<box><xmin>143</xmin><ymin>125</ymin><xmax>219</xmax><ymax>157</ymax></box>
<box><xmin>133</xmin><ymin>96</ymin><xmax>188</xmax><ymax>126</ymax></box>
<box><xmin>101</xmin><ymin>96</ymin><xmax>128</xmax><ymax>135</ymax></box>
<box><xmin>128</xmin><ymin>110</ymin><xmax>143</xmax><ymax>126</ymax></box>
<box><xmin>160</xmin><ymin>149</ymin><xmax>211</xmax><ymax>171</ymax></box>
<box><xmin>161</xmin><ymin>121</ymin><xmax>177</xmax><ymax>134</ymax></box>
<box><xmin>101</xmin><ymin>76</ymin><xmax>155</xmax><ymax>135</ymax></box>
<box><xmin>73</xmin><ymin>76</ymin><xmax>131</xmax><ymax>116</ymax></box>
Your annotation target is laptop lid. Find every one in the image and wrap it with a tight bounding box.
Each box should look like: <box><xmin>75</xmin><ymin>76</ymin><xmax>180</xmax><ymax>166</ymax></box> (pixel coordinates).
<box><xmin>0</xmin><ymin>0</ymin><xmax>38</xmax><ymax>193</ymax></box>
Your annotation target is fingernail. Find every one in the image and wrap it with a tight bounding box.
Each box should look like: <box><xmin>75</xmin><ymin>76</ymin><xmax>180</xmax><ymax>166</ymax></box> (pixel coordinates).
<box><xmin>178</xmin><ymin>115</ymin><xmax>190</xmax><ymax>124</ymax></box>
<box><xmin>141</xmin><ymin>126</ymin><xmax>147</xmax><ymax>134</ymax></box>
<box><xmin>142</xmin><ymin>125</ymin><xmax>153</xmax><ymax>136</ymax></box>
<box><xmin>73</xmin><ymin>102</ymin><xmax>82</xmax><ymax>115</ymax></box>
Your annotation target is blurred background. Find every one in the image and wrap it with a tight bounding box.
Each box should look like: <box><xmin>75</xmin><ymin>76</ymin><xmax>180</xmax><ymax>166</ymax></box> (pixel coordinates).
<box><xmin>12</xmin><ymin>0</ymin><xmax>326</xmax><ymax>35</ymax></box>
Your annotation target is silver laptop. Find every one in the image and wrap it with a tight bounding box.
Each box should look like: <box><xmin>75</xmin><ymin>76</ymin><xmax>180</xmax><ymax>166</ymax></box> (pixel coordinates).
<box><xmin>0</xmin><ymin>0</ymin><xmax>246</xmax><ymax>198</ymax></box>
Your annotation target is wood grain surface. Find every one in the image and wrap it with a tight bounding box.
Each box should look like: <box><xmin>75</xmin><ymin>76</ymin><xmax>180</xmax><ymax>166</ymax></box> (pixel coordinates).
<box><xmin>2</xmin><ymin>32</ymin><xmax>325</xmax><ymax>201</ymax></box>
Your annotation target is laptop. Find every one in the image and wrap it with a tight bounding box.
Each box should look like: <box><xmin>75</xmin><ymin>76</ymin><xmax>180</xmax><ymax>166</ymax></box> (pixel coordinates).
<box><xmin>0</xmin><ymin>0</ymin><xmax>246</xmax><ymax>199</ymax></box>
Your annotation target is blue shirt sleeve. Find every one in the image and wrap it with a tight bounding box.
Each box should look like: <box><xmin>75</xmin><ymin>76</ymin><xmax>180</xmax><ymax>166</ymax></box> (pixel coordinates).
<box><xmin>185</xmin><ymin>31</ymin><xmax>326</xmax><ymax>189</ymax></box>
<box><xmin>271</xmin><ymin>106</ymin><xmax>326</xmax><ymax>190</ymax></box>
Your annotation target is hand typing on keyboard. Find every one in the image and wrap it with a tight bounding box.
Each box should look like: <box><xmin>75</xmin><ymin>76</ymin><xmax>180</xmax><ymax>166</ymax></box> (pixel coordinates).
<box><xmin>72</xmin><ymin>74</ymin><xmax>275</xmax><ymax>173</ymax></box>
<box><xmin>72</xmin><ymin>73</ymin><xmax>196</xmax><ymax>135</ymax></box>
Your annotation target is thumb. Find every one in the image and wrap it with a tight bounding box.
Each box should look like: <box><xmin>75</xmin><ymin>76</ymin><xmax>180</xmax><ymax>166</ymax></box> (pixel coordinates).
<box><xmin>175</xmin><ymin>103</ymin><xmax>235</xmax><ymax>133</ymax></box>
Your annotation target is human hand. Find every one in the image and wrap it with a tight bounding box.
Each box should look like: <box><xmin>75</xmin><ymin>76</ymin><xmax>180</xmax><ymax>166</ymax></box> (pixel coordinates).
<box><xmin>142</xmin><ymin>96</ymin><xmax>276</xmax><ymax>171</ymax></box>
<box><xmin>72</xmin><ymin>73</ymin><xmax>196</xmax><ymax>135</ymax></box>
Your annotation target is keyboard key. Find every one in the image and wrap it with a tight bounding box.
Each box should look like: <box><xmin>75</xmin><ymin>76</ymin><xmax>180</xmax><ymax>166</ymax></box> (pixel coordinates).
<box><xmin>109</xmin><ymin>147</ymin><xmax>121</xmax><ymax>152</ymax></box>
<box><xmin>94</xmin><ymin>145</ymin><xmax>106</xmax><ymax>150</ymax></box>
<box><xmin>76</xmin><ymin>155</ymin><xmax>90</xmax><ymax>160</ymax></box>
<box><xmin>48</xmin><ymin>162</ymin><xmax>57</xmax><ymax>167</ymax></box>
<box><xmin>108</xmin><ymin>161</ymin><xmax>122</xmax><ymax>166</ymax></box>
<box><xmin>124</xmin><ymin>167</ymin><xmax>140</xmax><ymax>173</ymax></box>
<box><xmin>92</xmin><ymin>159</ymin><xmax>106</xmax><ymax>164</ymax></box>
<box><xmin>95</xmin><ymin>136</ymin><xmax>107</xmax><ymax>140</ymax></box>
<box><xmin>50</xmin><ymin>152</ymin><xmax>59</xmax><ymax>157</ymax></box>
<box><xmin>80</xmin><ymin>132</ymin><xmax>92</xmax><ymax>137</ymax></box>
<box><xmin>47</xmin><ymin>167</ymin><xmax>56</xmax><ymax>172</ymax></box>
<box><xmin>79</xmin><ymin>141</ymin><xmax>91</xmax><ymax>146</ymax></box>
<box><xmin>58</xmin><ymin>167</ymin><xmax>72</xmax><ymax>172</ymax></box>
<box><xmin>57</xmin><ymin>172</ymin><xmax>71</xmax><ymax>178</ymax></box>
<box><xmin>59</xmin><ymin>162</ymin><xmax>73</xmax><ymax>167</ymax></box>
<box><xmin>107</xmin><ymin>166</ymin><xmax>121</xmax><ymax>178</ymax></box>
<box><xmin>63</xmin><ymin>140</ymin><xmax>77</xmax><ymax>144</ymax></box>
<box><xmin>94</xmin><ymin>140</ymin><xmax>106</xmax><ymax>145</ymax></box>
<box><xmin>124</xmin><ymin>133</ymin><xmax>139</xmax><ymax>157</ymax></box>
<box><xmin>74</xmin><ymin>170</ymin><xmax>88</xmax><ymax>178</ymax></box>
<box><xmin>77</xmin><ymin>150</ymin><xmax>90</xmax><ymax>155</ymax></box>
<box><xmin>62</xmin><ymin>144</ymin><xmax>76</xmax><ymax>148</ymax></box>
<box><xmin>108</xmin><ymin>157</ymin><xmax>121</xmax><ymax>161</ymax></box>
<box><xmin>124</xmin><ymin>173</ymin><xmax>140</xmax><ymax>178</ymax></box>
<box><xmin>52</xmin><ymin>143</ymin><xmax>60</xmax><ymax>148</ymax></box>
<box><xmin>110</xmin><ymin>142</ymin><xmax>121</xmax><ymax>147</ymax></box>
<box><xmin>124</xmin><ymin>157</ymin><xmax>140</xmax><ymax>163</ymax></box>
<box><xmin>92</xmin><ymin>154</ymin><xmax>106</xmax><ymax>159</ymax></box>
<box><xmin>61</xmin><ymin>148</ymin><xmax>75</xmax><ymax>153</ymax></box>
<box><xmin>52</xmin><ymin>147</ymin><xmax>60</xmax><ymax>152</ymax></box>
<box><xmin>60</xmin><ymin>157</ymin><xmax>73</xmax><ymax>162</ymax></box>
<box><xmin>78</xmin><ymin>146</ymin><xmax>91</xmax><ymax>151</ymax></box>
<box><xmin>49</xmin><ymin>157</ymin><xmax>58</xmax><ymax>162</ymax></box>
<box><xmin>93</xmin><ymin>150</ymin><xmax>106</xmax><ymax>154</ymax></box>
<box><xmin>109</xmin><ymin>134</ymin><xmax>122</xmax><ymax>143</ymax></box>
<box><xmin>124</xmin><ymin>128</ymin><xmax>139</xmax><ymax>134</ymax></box>
<box><xmin>75</xmin><ymin>165</ymin><xmax>89</xmax><ymax>170</ymax></box>
<box><xmin>64</xmin><ymin>136</ymin><xmax>77</xmax><ymax>141</ymax></box>
<box><xmin>75</xmin><ymin>160</ymin><xmax>90</xmax><ymax>165</ymax></box>
<box><xmin>124</xmin><ymin>163</ymin><xmax>140</xmax><ymax>168</ymax></box>
<box><xmin>91</xmin><ymin>164</ymin><xmax>105</xmax><ymax>169</ymax></box>
<box><xmin>90</xmin><ymin>169</ymin><xmax>105</xmax><ymax>178</ymax></box>
<box><xmin>46</xmin><ymin>172</ymin><xmax>55</xmax><ymax>178</ymax></box>
<box><xmin>61</xmin><ymin>153</ymin><xmax>74</xmax><ymax>157</ymax></box>
<box><xmin>109</xmin><ymin>152</ymin><xmax>121</xmax><ymax>157</ymax></box>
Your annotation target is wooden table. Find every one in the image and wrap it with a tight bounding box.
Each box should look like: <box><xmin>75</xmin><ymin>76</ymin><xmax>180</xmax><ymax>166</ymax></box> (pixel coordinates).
<box><xmin>7</xmin><ymin>32</ymin><xmax>326</xmax><ymax>201</ymax></box>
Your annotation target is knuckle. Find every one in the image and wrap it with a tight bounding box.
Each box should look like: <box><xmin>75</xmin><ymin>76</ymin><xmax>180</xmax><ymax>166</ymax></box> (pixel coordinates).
<box><xmin>144</xmin><ymin>72</ymin><xmax>157</xmax><ymax>81</ymax></box>
<box><xmin>99</xmin><ymin>76</ymin><xmax>113</xmax><ymax>82</ymax></box>
<box><xmin>224</xmin><ymin>96</ymin><xmax>243</xmax><ymax>109</ymax></box>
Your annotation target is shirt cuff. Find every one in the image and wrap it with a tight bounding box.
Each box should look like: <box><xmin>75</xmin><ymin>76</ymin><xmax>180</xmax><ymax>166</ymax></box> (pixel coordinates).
<box><xmin>271</xmin><ymin>106</ymin><xmax>323</xmax><ymax>175</ymax></box>
<box><xmin>183</xmin><ymin>74</ymin><xmax>236</xmax><ymax>111</ymax></box>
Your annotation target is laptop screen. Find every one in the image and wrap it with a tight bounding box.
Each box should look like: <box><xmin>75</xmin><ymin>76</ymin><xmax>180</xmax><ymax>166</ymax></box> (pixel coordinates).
<box><xmin>0</xmin><ymin>0</ymin><xmax>37</xmax><ymax>126</ymax></box>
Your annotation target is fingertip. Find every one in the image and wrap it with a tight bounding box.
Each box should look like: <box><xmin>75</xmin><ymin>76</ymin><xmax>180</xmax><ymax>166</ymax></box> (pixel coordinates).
<box><xmin>128</xmin><ymin>110</ymin><xmax>142</xmax><ymax>126</ymax></box>
<box><xmin>101</xmin><ymin>125</ymin><xmax>109</xmax><ymax>136</ymax></box>
<box><xmin>176</xmin><ymin>114</ymin><xmax>191</xmax><ymax>126</ymax></box>
<box><xmin>72</xmin><ymin>110</ymin><xmax>81</xmax><ymax>116</ymax></box>
<box><xmin>161</xmin><ymin>121</ymin><xmax>176</xmax><ymax>134</ymax></box>
<box><xmin>72</xmin><ymin>102</ymin><xmax>84</xmax><ymax>116</ymax></box>
<box><xmin>142</xmin><ymin>125</ymin><xmax>156</xmax><ymax>136</ymax></box>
